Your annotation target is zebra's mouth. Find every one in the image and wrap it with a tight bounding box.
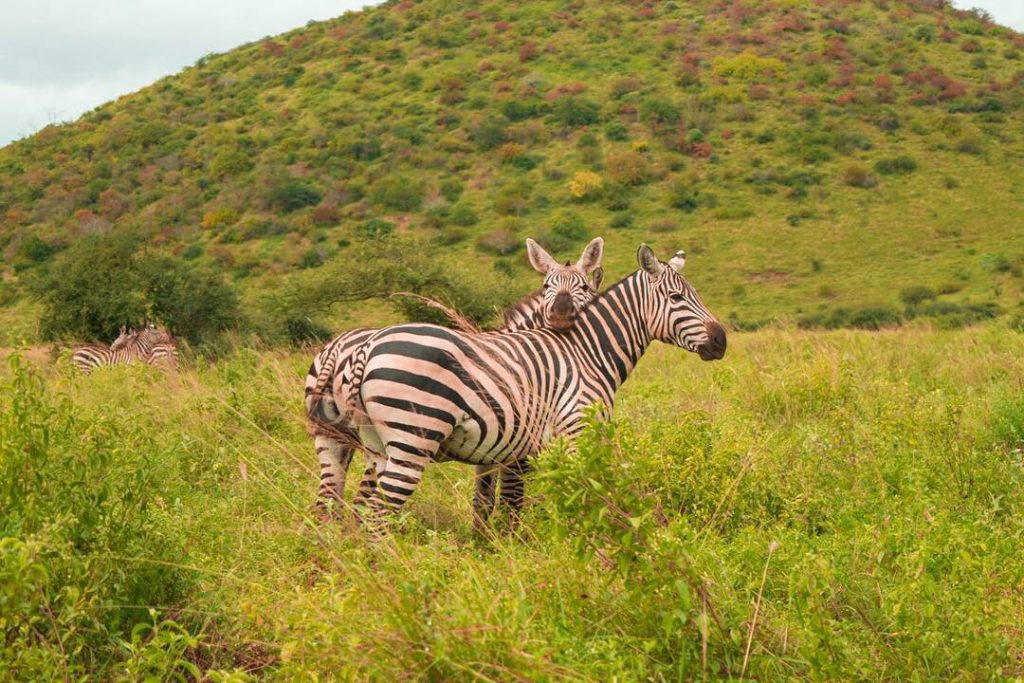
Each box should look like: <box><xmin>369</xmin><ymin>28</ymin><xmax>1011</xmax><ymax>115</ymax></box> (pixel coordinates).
<box><xmin>548</xmin><ymin>313</ymin><xmax>576</xmax><ymax>332</ymax></box>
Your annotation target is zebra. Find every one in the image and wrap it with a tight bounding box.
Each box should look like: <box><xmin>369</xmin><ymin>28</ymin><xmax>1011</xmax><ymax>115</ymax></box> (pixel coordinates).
<box><xmin>71</xmin><ymin>326</ymin><xmax>178</xmax><ymax>374</ymax></box>
<box><xmin>326</xmin><ymin>244</ymin><xmax>726</xmax><ymax>529</ymax></box>
<box><xmin>305</xmin><ymin>237</ymin><xmax>605</xmax><ymax>521</ymax></box>
<box><xmin>110</xmin><ymin>323</ymin><xmax>173</xmax><ymax>353</ymax></box>
<box><xmin>111</xmin><ymin>324</ymin><xmax>179</xmax><ymax>371</ymax></box>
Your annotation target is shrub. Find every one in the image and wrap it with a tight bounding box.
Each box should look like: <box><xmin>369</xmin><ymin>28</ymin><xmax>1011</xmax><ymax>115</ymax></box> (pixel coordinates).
<box><xmin>468</xmin><ymin>118</ymin><xmax>508</xmax><ymax>150</ymax></box>
<box><xmin>476</xmin><ymin>227</ymin><xmax>521</xmax><ymax>255</ymax></box>
<box><xmin>642</xmin><ymin>98</ymin><xmax>681</xmax><ymax>125</ymax></box>
<box><xmin>568</xmin><ymin>171</ymin><xmax>603</xmax><ymax>200</ymax></box>
<box><xmin>201</xmin><ymin>207</ymin><xmax>239</xmax><ymax>230</ymax></box>
<box><xmin>551</xmin><ymin>210</ymin><xmax>589</xmax><ymax>242</ymax></box>
<box><xmin>899</xmin><ymin>285</ymin><xmax>937</xmax><ymax>306</ymax></box>
<box><xmin>359</xmin><ymin>218</ymin><xmax>396</xmax><ymax>239</ymax></box>
<box><xmin>0</xmin><ymin>356</ymin><xmax>192</xmax><ymax>678</ymax></box>
<box><xmin>874</xmin><ymin>156</ymin><xmax>917</xmax><ymax>175</ymax></box>
<box><xmin>449</xmin><ymin>204</ymin><xmax>478</xmax><ymax>226</ymax></box>
<box><xmin>712</xmin><ymin>52</ymin><xmax>785</xmax><ymax>79</ymax></box>
<box><xmin>502</xmin><ymin>100</ymin><xmax>543</xmax><ymax>121</ymax></box>
<box><xmin>610</xmin><ymin>213</ymin><xmax>634</xmax><ymax>229</ymax></box>
<box><xmin>606</xmin><ymin>151</ymin><xmax>649</xmax><ymax>185</ymax></box>
<box><xmin>371</xmin><ymin>177</ymin><xmax>424</xmax><ymax>211</ymax></box>
<box><xmin>552</xmin><ymin>97</ymin><xmax>601</xmax><ymax>127</ymax></box>
<box><xmin>268</xmin><ymin>181</ymin><xmax>322</xmax><ymax>212</ymax></box>
<box><xmin>605</xmin><ymin>121</ymin><xmax>629</xmax><ymax>141</ymax></box>
<box><xmin>842</xmin><ymin>165</ymin><xmax>877</xmax><ymax>189</ymax></box>
<box><xmin>16</xmin><ymin>235</ymin><xmax>56</xmax><ymax>264</ymax></box>
<box><xmin>441</xmin><ymin>179</ymin><xmax>464</xmax><ymax>203</ymax></box>
<box><xmin>667</xmin><ymin>179</ymin><xmax>699</xmax><ymax>212</ymax></box>
<box><xmin>604</xmin><ymin>183</ymin><xmax>631</xmax><ymax>211</ymax></box>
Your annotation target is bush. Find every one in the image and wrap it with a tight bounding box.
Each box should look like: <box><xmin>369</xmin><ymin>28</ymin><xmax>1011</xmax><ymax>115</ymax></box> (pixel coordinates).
<box><xmin>476</xmin><ymin>227</ymin><xmax>521</xmax><ymax>255</ymax></box>
<box><xmin>551</xmin><ymin>210</ymin><xmax>588</xmax><ymax>242</ymax></box>
<box><xmin>16</xmin><ymin>235</ymin><xmax>56</xmax><ymax>265</ymax></box>
<box><xmin>359</xmin><ymin>218</ymin><xmax>396</xmax><ymax>239</ymax></box>
<box><xmin>604</xmin><ymin>183</ymin><xmax>632</xmax><ymax>211</ymax></box>
<box><xmin>842</xmin><ymin>165</ymin><xmax>877</xmax><ymax>189</ymax></box>
<box><xmin>568</xmin><ymin>171</ymin><xmax>603</xmax><ymax>200</ymax></box>
<box><xmin>642</xmin><ymin>98</ymin><xmax>681</xmax><ymax>125</ymax></box>
<box><xmin>899</xmin><ymin>285</ymin><xmax>937</xmax><ymax>306</ymax></box>
<box><xmin>605</xmin><ymin>121</ymin><xmax>629</xmax><ymax>141</ymax></box>
<box><xmin>449</xmin><ymin>204</ymin><xmax>478</xmax><ymax>226</ymax></box>
<box><xmin>371</xmin><ymin>176</ymin><xmax>424</xmax><ymax>211</ymax></box>
<box><xmin>610</xmin><ymin>213</ymin><xmax>634</xmax><ymax>229</ymax></box>
<box><xmin>0</xmin><ymin>356</ymin><xmax>192</xmax><ymax>678</ymax></box>
<box><xmin>606</xmin><ymin>151</ymin><xmax>649</xmax><ymax>185</ymax></box>
<box><xmin>268</xmin><ymin>180</ymin><xmax>322</xmax><ymax>212</ymax></box>
<box><xmin>667</xmin><ymin>179</ymin><xmax>699</xmax><ymax>212</ymax></box>
<box><xmin>552</xmin><ymin>97</ymin><xmax>601</xmax><ymax>127</ymax></box>
<box><xmin>874</xmin><ymin>156</ymin><xmax>918</xmax><ymax>175</ymax></box>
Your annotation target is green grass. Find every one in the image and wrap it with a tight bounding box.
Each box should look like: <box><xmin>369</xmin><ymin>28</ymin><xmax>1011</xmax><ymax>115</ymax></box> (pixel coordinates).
<box><xmin>3</xmin><ymin>325</ymin><xmax>1024</xmax><ymax>679</ymax></box>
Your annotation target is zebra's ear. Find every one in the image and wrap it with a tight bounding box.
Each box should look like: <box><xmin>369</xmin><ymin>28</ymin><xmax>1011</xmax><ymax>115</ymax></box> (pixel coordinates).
<box><xmin>590</xmin><ymin>266</ymin><xmax>604</xmax><ymax>292</ymax></box>
<box><xmin>637</xmin><ymin>244</ymin><xmax>664</xmax><ymax>278</ymax></box>
<box><xmin>526</xmin><ymin>238</ymin><xmax>559</xmax><ymax>274</ymax></box>
<box><xmin>668</xmin><ymin>250</ymin><xmax>686</xmax><ymax>272</ymax></box>
<box><xmin>575</xmin><ymin>237</ymin><xmax>604</xmax><ymax>274</ymax></box>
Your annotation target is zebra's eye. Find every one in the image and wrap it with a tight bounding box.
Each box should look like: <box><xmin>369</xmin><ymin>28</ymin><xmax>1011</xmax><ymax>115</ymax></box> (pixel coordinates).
<box><xmin>670</xmin><ymin>292</ymin><xmax>685</xmax><ymax>302</ymax></box>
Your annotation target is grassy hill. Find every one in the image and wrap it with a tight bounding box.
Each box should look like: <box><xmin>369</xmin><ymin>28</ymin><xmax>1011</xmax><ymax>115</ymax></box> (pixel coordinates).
<box><xmin>2</xmin><ymin>0</ymin><xmax>1024</xmax><ymax>339</ymax></box>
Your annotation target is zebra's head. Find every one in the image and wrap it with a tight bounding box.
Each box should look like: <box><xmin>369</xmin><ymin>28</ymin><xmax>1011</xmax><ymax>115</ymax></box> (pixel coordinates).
<box><xmin>638</xmin><ymin>244</ymin><xmax>726</xmax><ymax>361</ymax></box>
<box><xmin>111</xmin><ymin>326</ymin><xmax>135</xmax><ymax>351</ymax></box>
<box><xmin>526</xmin><ymin>237</ymin><xmax>604</xmax><ymax>331</ymax></box>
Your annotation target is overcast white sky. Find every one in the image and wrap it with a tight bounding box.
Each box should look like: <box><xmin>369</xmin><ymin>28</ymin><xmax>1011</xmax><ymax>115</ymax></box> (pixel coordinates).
<box><xmin>0</xmin><ymin>1</ymin><xmax>1021</xmax><ymax>148</ymax></box>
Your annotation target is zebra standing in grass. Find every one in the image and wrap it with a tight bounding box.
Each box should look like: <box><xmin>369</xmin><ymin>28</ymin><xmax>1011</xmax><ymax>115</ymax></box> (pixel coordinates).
<box><xmin>71</xmin><ymin>325</ymin><xmax>179</xmax><ymax>373</ymax></box>
<box><xmin>111</xmin><ymin>324</ymin><xmax>179</xmax><ymax>371</ymax></box>
<box><xmin>338</xmin><ymin>245</ymin><xmax>726</xmax><ymax>526</ymax></box>
<box><xmin>305</xmin><ymin>237</ymin><xmax>605</xmax><ymax>521</ymax></box>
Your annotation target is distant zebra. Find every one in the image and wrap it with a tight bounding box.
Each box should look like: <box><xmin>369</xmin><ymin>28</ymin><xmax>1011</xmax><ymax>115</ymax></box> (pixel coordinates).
<box><xmin>319</xmin><ymin>244</ymin><xmax>726</xmax><ymax>529</ymax></box>
<box><xmin>72</xmin><ymin>325</ymin><xmax>178</xmax><ymax>374</ymax></box>
<box><xmin>306</xmin><ymin>237</ymin><xmax>605</xmax><ymax>522</ymax></box>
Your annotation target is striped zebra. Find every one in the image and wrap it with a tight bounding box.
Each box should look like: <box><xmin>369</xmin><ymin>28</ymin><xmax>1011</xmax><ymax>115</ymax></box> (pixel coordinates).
<box><xmin>325</xmin><ymin>244</ymin><xmax>726</xmax><ymax>529</ymax></box>
<box><xmin>111</xmin><ymin>324</ymin><xmax>179</xmax><ymax>371</ymax></box>
<box><xmin>71</xmin><ymin>326</ymin><xmax>178</xmax><ymax>373</ymax></box>
<box><xmin>306</xmin><ymin>237</ymin><xmax>605</xmax><ymax>521</ymax></box>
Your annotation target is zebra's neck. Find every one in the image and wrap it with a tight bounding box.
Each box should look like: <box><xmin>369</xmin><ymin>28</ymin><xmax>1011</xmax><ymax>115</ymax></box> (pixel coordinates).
<box><xmin>501</xmin><ymin>290</ymin><xmax>544</xmax><ymax>331</ymax></box>
<box><xmin>567</xmin><ymin>270</ymin><xmax>653</xmax><ymax>392</ymax></box>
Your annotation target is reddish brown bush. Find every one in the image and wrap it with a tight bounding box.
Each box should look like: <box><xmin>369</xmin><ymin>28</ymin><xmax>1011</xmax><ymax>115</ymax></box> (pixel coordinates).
<box><xmin>519</xmin><ymin>42</ymin><xmax>539</xmax><ymax>62</ymax></box>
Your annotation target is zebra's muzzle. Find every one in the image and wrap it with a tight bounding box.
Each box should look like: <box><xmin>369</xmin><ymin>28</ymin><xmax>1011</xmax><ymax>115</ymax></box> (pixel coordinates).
<box><xmin>697</xmin><ymin>321</ymin><xmax>727</xmax><ymax>361</ymax></box>
<box><xmin>548</xmin><ymin>292</ymin><xmax>577</xmax><ymax>331</ymax></box>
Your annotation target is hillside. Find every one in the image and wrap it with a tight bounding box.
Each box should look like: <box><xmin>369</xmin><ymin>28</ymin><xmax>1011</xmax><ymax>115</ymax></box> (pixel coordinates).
<box><xmin>2</xmin><ymin>0</ymin><xmax>1024</xmax><ymax>338</ymax></box>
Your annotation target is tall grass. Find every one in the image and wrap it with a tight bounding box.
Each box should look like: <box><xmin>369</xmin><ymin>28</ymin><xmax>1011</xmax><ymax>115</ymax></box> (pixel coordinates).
<box><xmin>2</xmin><ymin>326</ymin><xmax>1023</xmax><ymax>679</ymax></box>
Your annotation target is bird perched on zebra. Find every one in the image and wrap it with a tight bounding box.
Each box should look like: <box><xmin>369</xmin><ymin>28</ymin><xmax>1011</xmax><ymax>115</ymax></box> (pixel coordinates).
<box><xmin>71</xmin><ymin>324</ymin><xmax>178</xmax><ymax>374</ymax></box>
<box><xmin>305</xmin><ymin>237</ymin><xmax>605</xmax><ymax>523</ymax></box>
<box><xmin>315</xmin><ymin>244</ymin><xmax>726</xmax><ymax>531</ymax></box>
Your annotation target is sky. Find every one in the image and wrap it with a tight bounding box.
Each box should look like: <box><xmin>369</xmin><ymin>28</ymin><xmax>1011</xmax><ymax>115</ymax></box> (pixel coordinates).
<box><xmin>0</xmin><ymin>1</ymin><xmax>1021</xmax><ymax>148</ymax></box>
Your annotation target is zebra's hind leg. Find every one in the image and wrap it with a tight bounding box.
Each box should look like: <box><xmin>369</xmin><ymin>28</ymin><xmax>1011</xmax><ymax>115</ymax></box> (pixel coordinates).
<box><xmin>352</xmin><ymin>458</ymin><xmax>386</xmax><ymax>527</ymax></box>
<box><xmin>314</xmin><ymin>433</ymin><xmax>354</xmax><ymax>521</ymax></box>
<box><xmin>472</xmin><ymin>464</ymin><xmax>499</xmax><ymax>533</ymax></box>
<box><xmin>497</xmin><ymin>457</ymin><xmax>532</xmax><ymax>530</ymax></box>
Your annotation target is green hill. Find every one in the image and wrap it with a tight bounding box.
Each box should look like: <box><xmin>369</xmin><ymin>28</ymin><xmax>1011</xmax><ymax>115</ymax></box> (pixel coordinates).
<box><xmin>2</xmin><ymin>0</ymin><xmax>1024</xmax><ymax>339</ymax></box>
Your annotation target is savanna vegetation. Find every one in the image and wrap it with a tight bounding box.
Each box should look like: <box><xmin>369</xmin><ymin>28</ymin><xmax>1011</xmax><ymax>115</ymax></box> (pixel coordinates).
<box><xmin>1</xmin><ymin>0</ymin><xmax>1023</xmax><ymax>342</ymax></box>
<box><xmin>3</xmin><ymin>0</ymin><xmax>1024</xmax><ymax>679</ymax></box>
<box><xmin>2</xmin><ymin>327</ymin><xmax>1023</xmax><ymax>680</ymax></box>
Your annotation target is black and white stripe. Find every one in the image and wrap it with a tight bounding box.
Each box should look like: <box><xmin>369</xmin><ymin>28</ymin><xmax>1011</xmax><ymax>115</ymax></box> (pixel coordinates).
<box><xmin>322</xmin><ymin>244</ymin><xmax>726</xmax><ymax>527</ymax></box>
<box><xmin>305</xmin><ymin>238</ymin><xmax>605</xmax><ymax>522</ymax></box>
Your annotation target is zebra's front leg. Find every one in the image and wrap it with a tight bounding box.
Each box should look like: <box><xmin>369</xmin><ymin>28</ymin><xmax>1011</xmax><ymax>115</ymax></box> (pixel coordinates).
<box><xmin>473</xmin><ymin>464</ymin><xmax>499</xmax><ymax>533</ymax></box>
<box><xmin>313</xmin><ymin>433</ymin><xmax>354</xmax><ymax>521</ymax></box>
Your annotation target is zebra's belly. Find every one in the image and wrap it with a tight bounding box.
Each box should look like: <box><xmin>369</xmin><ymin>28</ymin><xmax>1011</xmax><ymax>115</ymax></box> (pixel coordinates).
<box><xmin>437</xmin><ymin>420</ymin><xmax>553</xmax><ymax>465</ymax></box>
